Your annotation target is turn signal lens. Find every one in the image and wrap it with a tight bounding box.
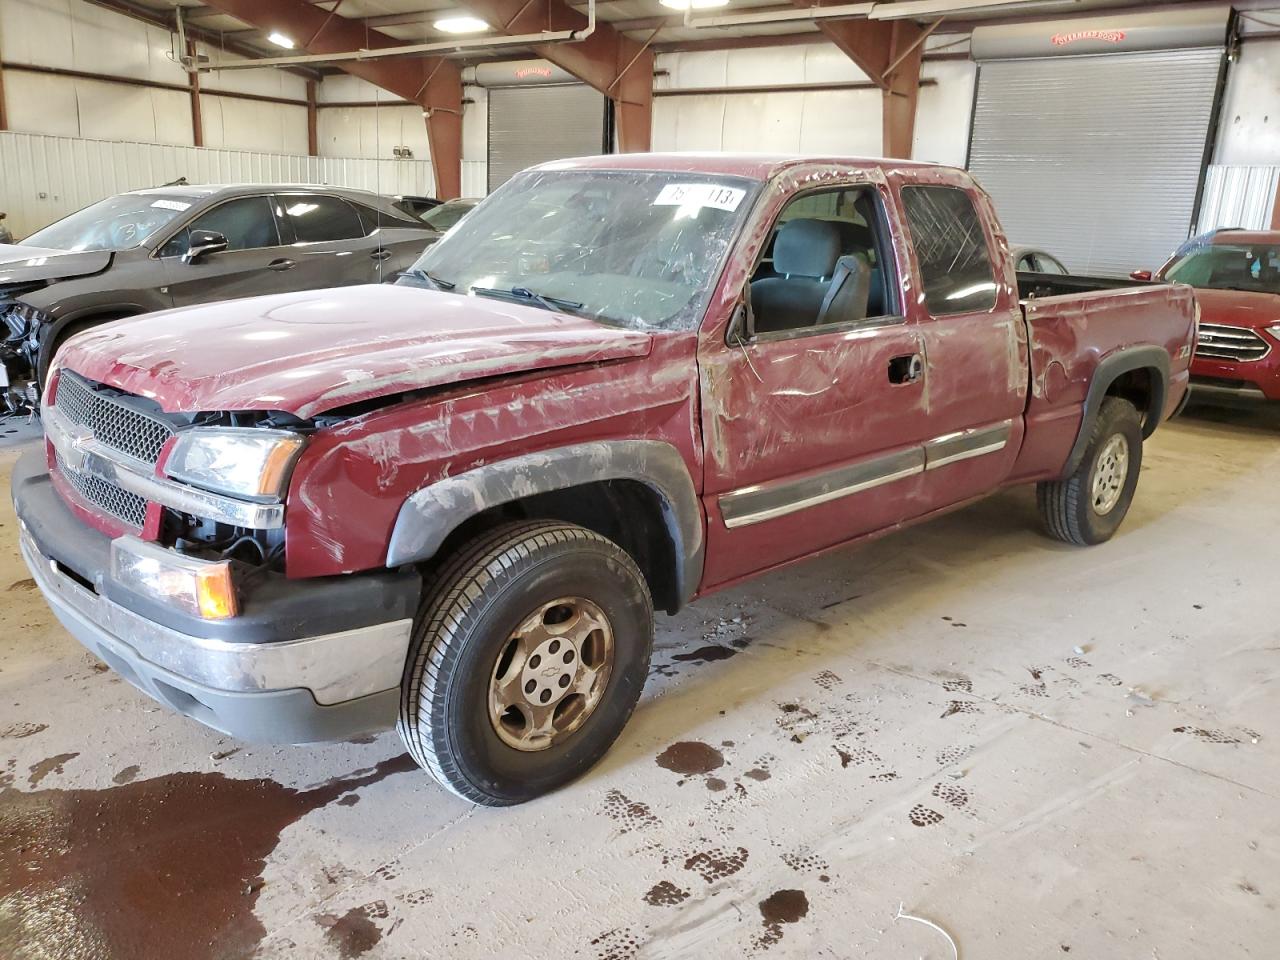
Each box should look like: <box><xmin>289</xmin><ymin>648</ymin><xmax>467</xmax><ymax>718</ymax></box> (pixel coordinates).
<box><xmin>196</xmin><ymin>564</ymin><xmax>239</xmax><ymax>620</ymax></box>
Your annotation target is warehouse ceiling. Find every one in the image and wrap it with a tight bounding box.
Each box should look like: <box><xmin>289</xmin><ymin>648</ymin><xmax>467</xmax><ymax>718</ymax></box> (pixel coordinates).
<box><xmin>95</xmin><ymin>0</ymin><xmax>1234</xmax><ymax>66</ymax></box>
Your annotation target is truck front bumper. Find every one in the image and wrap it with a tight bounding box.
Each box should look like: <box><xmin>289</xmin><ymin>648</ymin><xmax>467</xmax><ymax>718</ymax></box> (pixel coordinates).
<box><xmin>13</xmin><ymin>449</ymin><xmax>420</xmax><ymax>744</ymax></box>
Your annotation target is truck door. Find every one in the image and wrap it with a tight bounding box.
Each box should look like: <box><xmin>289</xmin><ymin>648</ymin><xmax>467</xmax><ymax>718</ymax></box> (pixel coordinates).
<box><xmin>895</xmin><ymin>183</ymin><xmax>1027</xmax><ymax>511</ymax></box>
<box><xmin>697</xmin><ymin>180</ymin><xmax>934</xmax><ymax>588</ymax></box>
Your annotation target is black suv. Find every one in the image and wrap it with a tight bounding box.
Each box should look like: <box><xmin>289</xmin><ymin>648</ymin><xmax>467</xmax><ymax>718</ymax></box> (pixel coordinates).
<box><xmin>0</xmin><ymin>184</ymin><xmax>439</xmax><ymax>405</ymax></box>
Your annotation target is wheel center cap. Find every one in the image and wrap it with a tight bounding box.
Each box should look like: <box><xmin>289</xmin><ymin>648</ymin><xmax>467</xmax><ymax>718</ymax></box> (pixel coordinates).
<box><xmin>519</xmin><ymin>636</ymin><xmax>580</xmax><ymax>708</ymax></box>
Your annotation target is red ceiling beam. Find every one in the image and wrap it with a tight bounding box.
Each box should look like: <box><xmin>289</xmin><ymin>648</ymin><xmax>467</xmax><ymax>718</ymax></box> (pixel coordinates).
<box><xmin>200</xmin><ymin>0</ymin><xmax>463</xmax><ymax>198</ymax></box>
<box><xmin>465</xmin><ymin>0</ymin><xmax>654</xmax><ymax>152</ymax></box>
<box><xmin>790</xmin><ymin>4</ymin><xmax>925</xmax><ymax>159</ymax></box>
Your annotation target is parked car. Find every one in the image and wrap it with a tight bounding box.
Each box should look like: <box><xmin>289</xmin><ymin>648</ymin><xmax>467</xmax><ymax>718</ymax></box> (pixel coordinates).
<box><xmin>419</xmin><ymin>197</ymin><xmax>481</xmax><ymax>235</ymax></box>
<box><xmin>1132</xmin><ymin>229</ymin><xmax>1280</xmax><ymax>403</ymax></box>
<box><xmin>0</xmin><ymin>184</ymin><xmax>438</xmax><ymax>400</ymax></box>
<box><xmin>1012</xmin><ymin>245</ymin><xmax>1069</xmax><ymax>274</ymax></box>
<box><xmin>12</xmin><ymin>155</ymin><xmax>1196</xmax><ymax>806</ymax></box>
<box><xmin>392</xmin><ymin>194</ymin><xmax>444</xmax><ymax>219</ymax></box>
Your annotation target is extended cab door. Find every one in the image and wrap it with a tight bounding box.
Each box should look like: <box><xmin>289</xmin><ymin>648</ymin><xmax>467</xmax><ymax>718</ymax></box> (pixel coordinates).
<box><xmin>697</xmin><ymin>175</ymin><xmax>934</xmax><ymax>588</ymax></box>
<box><xmin>893</xmin><ymin>178</ymin><xmax>1028</xmax><ymax>511</ymax></box>
<box><xmin>157</xmin><ymin>195</ymin><xmax>300</xmax><ymax>305</ymax></box>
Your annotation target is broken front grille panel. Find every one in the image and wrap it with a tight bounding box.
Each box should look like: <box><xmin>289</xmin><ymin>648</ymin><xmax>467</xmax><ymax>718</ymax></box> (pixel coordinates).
<box><xmin>55</xmin><ymin>452</ymin><xmax>149</xmax><ymax>529</ymax></box>
<box><xmin>55</xmin><ymin>371</ymin><xmax>175</xmax><ymax>465</ymax></box>
<box><xmin>1195</xmin><ymin>324</ymin><xmax>1271</xmax><ymax>363</ymax></box>
<box><xmin>53</xmin><ymin>371</ymin><xmax>175</xmax><ymax>530</ymax></box>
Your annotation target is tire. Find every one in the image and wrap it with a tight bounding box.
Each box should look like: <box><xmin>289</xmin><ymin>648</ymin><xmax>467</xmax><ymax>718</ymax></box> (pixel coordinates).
<box><xmin>398</xmin><ymin>520</ymin><xmax>654</xmax><ymax>806</ymax></box>
<box><xmin>1037</xmin><ymin>397</ymin><xmax>1143</xmax><ymax>546</ymax></box>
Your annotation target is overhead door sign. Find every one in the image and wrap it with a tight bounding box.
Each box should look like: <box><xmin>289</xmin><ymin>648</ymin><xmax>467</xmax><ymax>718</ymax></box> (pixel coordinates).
<box><xmin>1051</xmin><ymin>29</ymin><xmax>1127</xmax><ymax>47</ymax></box>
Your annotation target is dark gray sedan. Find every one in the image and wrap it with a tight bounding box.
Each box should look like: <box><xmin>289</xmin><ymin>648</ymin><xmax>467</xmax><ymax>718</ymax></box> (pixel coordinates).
<box><xmin>0</xmin><ymin>184</ymin><xmax>438</xmax><ymax>402</ymax></box>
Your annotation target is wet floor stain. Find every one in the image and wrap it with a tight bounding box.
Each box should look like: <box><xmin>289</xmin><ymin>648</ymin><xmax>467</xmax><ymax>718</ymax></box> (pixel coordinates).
<box><xmin>655</xmin><ymin>741</ymin><xmax>724</xmax><ymax>777</ymax></box>
<box><xmin>756</xmin><ymin>889</ymin><xmax>809</xmax><ymax>948</ymax></box>
<box><xmin>111</xmin><ymin>765</ymin><xmax>141</xmax><ymax>786</ymax></box>
<box><xmin>705</xmin><ymin>777</ymin><xmax>727</xmax><ymax>792</ymax></box>
<box><xmin>940</xmin><ymin>700</ymin><xmax>981</xmax><ymax>719</ymax></box>
<box><xmin>316</xmin><ymin>900</ymin><xmax>389</xmax><ymax>959</ymax></box>
<box><xmin>744</xmin><ymin>767</ymin><xmax>771</xmax><ymax>782</ymax></box>
<box><xmin>0</xmin><ymin>722</ymin><xmax>47</xmax><ymax>740</ymax></box>
<box><xmin>0</xmin><ymin>752</ymin><xmax>417</xmax><ymax>960</ymax></box>
<box><xmin>642</xmin><ymin>880</ymin><xmax>691</xmax><ymax>906</ymax></box>
<box><xmin>27</xmin><ymin>752</ymin><xmax>78</xmax><ymax>787</ymax></box>
<box><xmin>6</xmin><ymin>578</ymin><xmax>35</xmax><ymax>591</ymax></box>
<box><xmin>671</xmin><ymin>644</ymin><xmax>737</xmax><ymax>663</ymax></box>
<box><xmin>1173</xmin><ymin>726</ymin><xmax>1259</xmax><ymax>745</ymax></box>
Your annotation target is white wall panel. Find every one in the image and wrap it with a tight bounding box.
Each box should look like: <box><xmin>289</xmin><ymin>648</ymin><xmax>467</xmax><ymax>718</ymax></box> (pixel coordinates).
<box><xmin>2</xmin><ymin>71</ymin><xmax>80</xmax><ymax>137</ymax></box>
<box><xmin>317</xmin><ymin>104</ymin><xmax>430</xmax><ymax>161</ymax></box>
<box><xmin>914</xmin><ymin>60</ymin><xmax>977</xmax><ymax>167</ymax></box>
<box><xmin>1197</xmin><ymin>165</ymin><xmax>1280</xmax><ymax>232</ymax></box>
<box><xmin>197</xmin><ymin>97</ymin><xmax>308</xmax><ymax>155</ymax></box>
<box><xmin>1214</xmin><ymin>40</ymin><xmax>1280</xmax><ymax>167</ymax></box>
<box><xmin>0</xmin><ymin>131</ymin><xmax>436</xmax><ymax>238</ymax></box>
<box><xmin>316</xmin><ymin>75</ymin><xmax>408</xmax><ymax>104</ymax></box>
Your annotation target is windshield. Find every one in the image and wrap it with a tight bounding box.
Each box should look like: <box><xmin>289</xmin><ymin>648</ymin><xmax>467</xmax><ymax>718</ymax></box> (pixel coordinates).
<box><xmin>422</xmin><ymin>201</ymin><xmax>475</xmax><ymax>232</ymax></box>
<box><xmin>21</xmin><ymin>193</ymin><xmax>194</xmax><ymax>252</ymax></box>
<box><xmin>400</xmin><ymin>169</ymin><xmax>758</xmax><ymax>331</ymax></box>
<box><xmin>1164</xmin><ymin>243</ymin><xmax>1280</xmax><ymax>295</ymax></box>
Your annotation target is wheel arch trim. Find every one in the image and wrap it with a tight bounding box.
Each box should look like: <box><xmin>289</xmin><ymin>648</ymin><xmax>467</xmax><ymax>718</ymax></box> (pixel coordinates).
<box><xmin>385</xmin><ymin>440</ymin><xmax>704</xmax><ymax>608</ymax></box>
<box><xmin>1062</xmin><ymin>346</ymin><xmax>1169</xmax><ymax>477</ymax></box>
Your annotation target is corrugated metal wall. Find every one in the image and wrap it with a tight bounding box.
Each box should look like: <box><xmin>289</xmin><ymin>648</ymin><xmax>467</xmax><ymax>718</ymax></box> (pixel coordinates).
<box><xmin>0</xmin><ymin>131</ymin><xmax>436</xmax><ymax>239</ymax></box>
<box><xmin>1197</xmin><ymin>165</ymin><xmax>1280</xmax><ymax>233</ymax></box>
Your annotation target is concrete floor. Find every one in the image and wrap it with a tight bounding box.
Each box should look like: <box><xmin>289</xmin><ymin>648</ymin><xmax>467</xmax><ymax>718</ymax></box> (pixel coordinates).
<box><xmin>1</xmin><ymin>400</ymin><xmax>1278</xmax><ymax>960</ymax></box>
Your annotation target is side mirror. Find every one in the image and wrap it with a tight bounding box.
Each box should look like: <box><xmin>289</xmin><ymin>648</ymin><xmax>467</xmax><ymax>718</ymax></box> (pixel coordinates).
<box><xmin>1130</xmin><ymin>269</ymin><xmax>1153</xmax><ymax>282</ymax></box>
<box><xmin>728</xmin><ymin>297</ymin><xmax>753</xmax><ymax>345</ymax></box>
<box><xmin>183</xmin><ymin>229</ymin><xmax>228</xmax><ymax>264</ymax></box>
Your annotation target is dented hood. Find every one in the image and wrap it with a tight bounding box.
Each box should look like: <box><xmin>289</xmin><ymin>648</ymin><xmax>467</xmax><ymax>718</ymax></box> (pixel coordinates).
<box><xmin>55</xmin><ymin>284</ymin><xmax>654</xmax><ymax>418</ymax></box>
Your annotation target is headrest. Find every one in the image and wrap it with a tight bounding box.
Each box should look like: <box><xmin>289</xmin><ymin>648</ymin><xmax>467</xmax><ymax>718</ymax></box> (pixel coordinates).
<box><xmin>773</xmin><ymin>219</ymin><xmax>842</xmax><ymax>279</ymax></box>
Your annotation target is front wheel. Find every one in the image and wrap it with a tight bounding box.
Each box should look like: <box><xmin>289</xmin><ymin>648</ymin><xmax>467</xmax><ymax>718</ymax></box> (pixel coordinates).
<box><xmin>398</xmin><ymin>520</ymin><xmax>654</xmax><ymax>806</ymax></box>
<box><xmin>1037</xmin><ymin>397</ymin><xmax>1143</xmax><ymax>545</ymax></box>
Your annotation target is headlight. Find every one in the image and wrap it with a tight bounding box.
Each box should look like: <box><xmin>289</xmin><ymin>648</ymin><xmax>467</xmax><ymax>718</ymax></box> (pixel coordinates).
<box><xmin>112</xmin><ymin>536</ymin><xmax>238</xmax><ymax>620</ymax></box>
<box><xmin>166</xmin><ymin>428</ymin><xmax>305</xmax><ymax>500</ymax></box>
<box><xmin>1267</xmin><ymin>324</ymin><xmax>1280</xmax><ymax>342</ymax></box>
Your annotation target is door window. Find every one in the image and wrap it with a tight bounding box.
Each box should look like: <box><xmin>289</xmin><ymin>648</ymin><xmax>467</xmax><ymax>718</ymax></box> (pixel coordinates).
<box><xmin>159</xmin><ymin>196</ymin><xmax>280</xmax><ymax>257</ymax></box>
<box><xmin>283</xmin><ymin>196</ymin><xmax>364</xmax><ymax>243</ymax></box>
<box><xmin>901</xmin><ymin>186</ymin><xmax>997</xmax><ymax>315</ymax></box>
<box><xmin>748</xmin><ymin>186</ymin><xmax>899</xmax><ymax>336</ymax></box>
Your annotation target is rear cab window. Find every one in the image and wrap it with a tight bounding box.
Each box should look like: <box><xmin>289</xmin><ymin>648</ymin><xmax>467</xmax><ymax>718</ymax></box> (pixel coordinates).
<box><xmin>900</xmin><ymin>185</ymin><xmax>998</xmax><ymax>315</ymax></box>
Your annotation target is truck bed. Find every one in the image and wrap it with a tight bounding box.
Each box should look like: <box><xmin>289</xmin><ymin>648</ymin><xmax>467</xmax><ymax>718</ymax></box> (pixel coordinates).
<box><xmin>1016</xmin><ymin>270</ymin><xmax>1154</xmax><ymax>301</ymax></box>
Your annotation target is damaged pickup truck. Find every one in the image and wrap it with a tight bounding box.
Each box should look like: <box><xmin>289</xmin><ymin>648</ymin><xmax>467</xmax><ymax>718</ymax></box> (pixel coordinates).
<box><xmin>11</xmin><ymin>155</ymin><xmax>1197</xmax><ymax>805</ymax></box>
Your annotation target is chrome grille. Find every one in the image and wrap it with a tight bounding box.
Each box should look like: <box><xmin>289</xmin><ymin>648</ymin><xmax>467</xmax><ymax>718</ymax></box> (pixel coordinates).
<box><xmin>1195</xmin><ymin>324</ymin><xmax>1271</xmax><ymax>363</ymax></box>
<box><xmin>55</xmin><ymin>453</ymin><xmax>148</xmax><ymax>529</ymax></box>
<box><xmin>55</xmin><ymin>371</ymin><xmax>174</xmax><ymax>465</ymax></box>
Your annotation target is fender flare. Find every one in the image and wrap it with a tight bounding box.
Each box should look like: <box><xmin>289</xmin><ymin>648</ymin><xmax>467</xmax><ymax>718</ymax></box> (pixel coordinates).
<box><xmin>385</xmin><ymin>440</ymin><xmax>705</xmax><ymax>608</ymax></box>
<box><xmin>1062</xmin><ymin>345</ymin><xmax>1169</xmax><ymax>477</ymax></box>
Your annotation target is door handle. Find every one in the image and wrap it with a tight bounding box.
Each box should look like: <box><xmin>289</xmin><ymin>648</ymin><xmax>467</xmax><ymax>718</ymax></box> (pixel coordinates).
<box><xmin>268</xmin><ymin>258</ymin><xmax>296</xmax><ymax>271</ymax></box>
<box><xmin>888</xmin><ymin>353</ymin><xmax>924</xmax><ymax>385</ymax></box>
<box><xmin>370</xmin><ymin>249</ymin><xmax>393</xmax><ymax>262</ymax></box>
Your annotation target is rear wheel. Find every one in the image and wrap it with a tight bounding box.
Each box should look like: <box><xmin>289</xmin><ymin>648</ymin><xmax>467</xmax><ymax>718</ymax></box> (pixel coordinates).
<box><xmin>1037</xmin><ymin>397</ymin><xmax>1143</xmax><ymax>545</ymax></box>
<box><xmin>398</xmin><ymin>520</ymin><xmax>653</xmax><ymax>806</ymax></box>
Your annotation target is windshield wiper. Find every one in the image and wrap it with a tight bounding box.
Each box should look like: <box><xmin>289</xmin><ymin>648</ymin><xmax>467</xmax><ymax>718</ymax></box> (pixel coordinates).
<box><xmin>471</xmin><ymin>285</ymin><xmax>584</xmax><ymax>315</ymax></box>
<box><xmin>401</xmin><ymin>268</ymin><xmax>455</xmax><ymax>290</ymax></box>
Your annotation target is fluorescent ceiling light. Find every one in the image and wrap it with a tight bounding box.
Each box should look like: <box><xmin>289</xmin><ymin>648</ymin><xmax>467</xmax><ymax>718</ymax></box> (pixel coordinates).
<box><xmin>660</xmin><ymin>0</ymin><xmax>729</xmax><ymax>8</ymax></box>
<box><xmin>267</xmin><ymin>31</ymin><xmax>295</xmax><ymax>48</ymax></box>
<box><xmin>433</xmin><ymin>16</ymin><xmax>490</xmax><ymax>33</ymax></box>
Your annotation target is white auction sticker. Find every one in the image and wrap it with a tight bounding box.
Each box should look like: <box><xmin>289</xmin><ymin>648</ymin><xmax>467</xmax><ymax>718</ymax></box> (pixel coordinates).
<box><xmin>151</xmin><ymin>199</ymin><xmax>192</xmax><ymax>211</ymax></box>
<box><xmin>654</xmin><ymin>183</ymin><xmax>745</xmax><ymax>212</ymax></box>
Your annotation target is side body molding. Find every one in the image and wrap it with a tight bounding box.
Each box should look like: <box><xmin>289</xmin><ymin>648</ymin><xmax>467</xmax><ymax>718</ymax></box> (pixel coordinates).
<box><xmin>1062</xmin><ymin>345</ymin><xmax>1170</xmax><ymax>477</ymax></box>
<box><xmin>385</xmin><ymin>440</ymin><xmax>705</xmax><ymax>607</ymax></box>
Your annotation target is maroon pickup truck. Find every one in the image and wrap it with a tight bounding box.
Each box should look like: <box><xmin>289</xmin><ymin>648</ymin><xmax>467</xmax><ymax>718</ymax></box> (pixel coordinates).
<box><xmin>12</xmin><ymin>155</ymin><xmax>1196</xmax><ymax>805</ymax></box>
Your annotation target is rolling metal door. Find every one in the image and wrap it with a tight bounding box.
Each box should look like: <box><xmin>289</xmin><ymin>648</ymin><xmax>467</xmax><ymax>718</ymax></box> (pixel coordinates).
<box><xmin>487</xmin><ymin>84</ymin><xmax>607</xmax><ymax>192</ymax></box>
<box><xmin>968</xmin><ymin>47</ymin><xmax>1224</xmax><ymax>277</ymax></box>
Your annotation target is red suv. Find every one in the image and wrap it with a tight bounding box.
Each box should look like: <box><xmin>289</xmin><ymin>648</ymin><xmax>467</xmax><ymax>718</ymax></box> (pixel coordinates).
<box><xmin>1136</xmin><ymin>229</ymin><xmax>1280</xmax><ymax>402</ymax></box>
